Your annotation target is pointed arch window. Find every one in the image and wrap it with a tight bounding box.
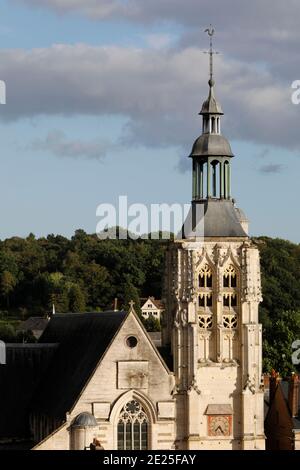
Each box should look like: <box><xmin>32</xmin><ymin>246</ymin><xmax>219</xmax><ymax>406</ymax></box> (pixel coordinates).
<box><xmin>197</xmin><ymin>264</ymin><xmax>213</xmax><ymax>311</ymax></box>
<box><xmin>117</xmin><ymin>400</ymin><xmax>148</xmax><ymax>450</ymax></box>
<box><xmin>198</xmin><ymin>292</ymin><xmax>213</xmax><ymax>308</ymax></box>
<box><xmin>223</xmin><ymin>265</ymin><xmax>237</xmax><ymax>288</ymax></box>
<box><xmin>198</xmin><ymin>264</ymin><xmax>213</xmax><ymax>288</ymax></box>
<box><xmin>222</xmin><ymin>265</ymin><xmax>238</xmax><ymax>314</ymax></box>
<box><xmin>223</xmin><ymin>293</ymin><xmax>237</xmax><ymax>309</ymax></box>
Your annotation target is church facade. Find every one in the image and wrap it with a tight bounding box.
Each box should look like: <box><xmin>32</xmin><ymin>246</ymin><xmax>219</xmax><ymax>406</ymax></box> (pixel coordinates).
<box><xmin>31</xmin><ymin>310</ymin><xmax>176</xmax><ymax>450</ymax></box>
<box><xmin>0</xmin><ymin>38</ymin><xmax>265</xmax><ymax>451</ymax></box>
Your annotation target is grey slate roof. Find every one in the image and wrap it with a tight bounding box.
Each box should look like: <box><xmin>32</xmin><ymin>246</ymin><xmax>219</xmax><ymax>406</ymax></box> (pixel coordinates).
<box><xmin>182</xmin><ymin>199</ymin><xmax>248</xmax><ymax>238</ymax></box>
<box><xmin>235</xmin><ymin>207</ymin><xmax>248</xmax><ymax>224</ymax></box>
<box><xmin>33</xmin><ymin>311</ymin><xmax>127</xmax><ymax>419</ymax></box>
<box><xmin>189</xmin><ymin>133</ymin><xmax>234</xmax><ymax>158</ymax></box>
<box><xmin>281</xmin><ymin>380</ymin><xmax>300</xmax><ymax>430</ymax></box>
<box><xmin>0</xmin><ymin>344</ymin><xmax>58</xmax><ymax>439</ymax></box>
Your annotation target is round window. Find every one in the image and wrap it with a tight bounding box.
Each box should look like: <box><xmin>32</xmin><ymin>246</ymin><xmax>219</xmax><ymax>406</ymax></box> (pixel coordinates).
<box><xmin>126</xmin><ymin>336</ymin><xmax>138</xmax><ymax>348</ymax></box>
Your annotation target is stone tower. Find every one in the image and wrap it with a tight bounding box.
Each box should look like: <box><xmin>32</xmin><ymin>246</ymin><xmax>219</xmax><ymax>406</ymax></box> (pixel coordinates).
<box><xmin>162</xmin><ymin>31</ymin><xmax>265</xmax><ymax>450</ymax></box>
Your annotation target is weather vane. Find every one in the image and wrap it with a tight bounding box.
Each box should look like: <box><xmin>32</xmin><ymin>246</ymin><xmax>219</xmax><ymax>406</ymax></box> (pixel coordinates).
<box><xmin>203</xmin><ymin>25</ymin><xmax>219</xmax><ymax>84</ymax></box>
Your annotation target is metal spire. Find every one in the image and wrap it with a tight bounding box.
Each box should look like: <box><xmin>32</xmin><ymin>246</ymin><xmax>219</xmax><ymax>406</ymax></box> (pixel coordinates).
<box><xmin>203</xmin><ymin>25</ymin><xmax>219</xmax><ymax>86</ymax></box>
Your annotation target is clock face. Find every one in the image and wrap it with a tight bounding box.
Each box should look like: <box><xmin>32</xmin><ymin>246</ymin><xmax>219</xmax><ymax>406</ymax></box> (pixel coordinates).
<box><xmin>208</xmin><ymin>415</ymin><xmax>231</xmax><ymax>436</ymax></box>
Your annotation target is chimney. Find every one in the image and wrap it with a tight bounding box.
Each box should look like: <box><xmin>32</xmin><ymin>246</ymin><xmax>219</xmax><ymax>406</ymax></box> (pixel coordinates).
<box><xmin>288</xmin><ymin>373</ymin><xmax>299</xmax><ymax>417</ymax></box>
<box><xmin>269</xmin><ymin>369</ymin><xmax>280</xmax><ymax>404</ymax></box>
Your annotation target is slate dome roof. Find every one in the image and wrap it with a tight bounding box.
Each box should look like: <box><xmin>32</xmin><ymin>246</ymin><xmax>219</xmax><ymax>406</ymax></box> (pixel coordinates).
<box><xmin>189</xmin><ymin>133</ymin><xmax>233</xmax><ymax>158</ymax></box>
<box><xmin>71</xmin><ymin>412</ymin><xmax>98</xmax><ymax>427</ymax></box>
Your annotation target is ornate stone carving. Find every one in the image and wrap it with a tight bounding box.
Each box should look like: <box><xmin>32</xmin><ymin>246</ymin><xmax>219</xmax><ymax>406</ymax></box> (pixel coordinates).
<box><xmin>241</xmin><ymin>245</ymin><xmax>262</xmax><ymax>303</ymax></box>
<box><xmin>188</xmin><ymin>375</ymin><xmax>201</xmax><ymax>395</ymax></box>
<box><xmin>243</xmin><ymin>374</ymin><xmax>256</xmax><ymax>394</ymax></box>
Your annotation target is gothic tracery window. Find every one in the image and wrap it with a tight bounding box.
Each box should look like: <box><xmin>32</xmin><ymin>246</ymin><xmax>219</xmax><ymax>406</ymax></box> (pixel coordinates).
<box><xmin>223</xmin><ymin>293</ymin><xmax>237</xmax><ymax>308</ymax></box>
<box><xmin>222</xmin><ymin>264</ymin><xmax>238</xmax><ymax>329</ymax></box>
<box><xmin>223</xmin><ymin>313</ymin><xmax>238</xmax><ymax>329</ymax></box>
<box><xmin>198</xmin><ymin>264</ymin><xmax>212</xmax><ymax>288</ymax></box>
<box><xmin>198</xmin><ymin>292</ymin><xmax>213</xmax><ymax>308</ymax></box>
<box><xmin>117</xmin><ymin>400</ymin><xmax>148</xmax><ymax>450</ymax></box>
<box><xmin>198</xmin><ymin>314</ymin><xmax>213</xmax><ymax>329</ymax></box>
<box><xmin>198</xmin><ymin>264</ymin><xmax>213</xmax><ymax>311</ymax></box>
<box><xmin>223</xmin><ymin>265</ymin><xmax>237</xmax><ymax>288</ymax></box>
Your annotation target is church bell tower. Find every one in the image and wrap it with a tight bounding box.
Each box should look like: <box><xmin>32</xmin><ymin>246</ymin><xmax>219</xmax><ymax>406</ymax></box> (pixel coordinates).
<box><xmin>163</xmin><ymin>27</ymin><xmax>265</xmax><ymax>450</ymax></box>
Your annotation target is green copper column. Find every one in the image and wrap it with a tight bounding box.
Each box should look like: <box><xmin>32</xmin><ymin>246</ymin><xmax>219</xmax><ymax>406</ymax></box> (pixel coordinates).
<box><xmin>207</xmin><ymin>160</ymin><xmax>211</xmax><ymax>198</ymax></box>
<box><xmin>200</xmin><ymin>163</ymin><xmax>204</xmax><ymax>199</ymax></box>
<box><xmin>197</xmin><ymin>162</ymin><xmax>201</xmax><ymax>199</ymax></box>
<box><xmin>220</xmin><ymin>161</ymin><xmax>224</xmax><ymax>198</ymax></box>
<box><xmin>224</xmin><ymin>162</ymin><xmax>228</xmax><ymax>199</ymax></box>
<box><xmin>192</xmin><ymin>160</ymin><xmax>196</xmax><ymax>199</ymax></box>
<box><xmin>227</xmin><ymin>162</ymin><xmax>231</xmax><ymax>199</ymax></box>
<box><xmin>212</xmin><ymin>163</ymin><xmax>217</xmax><ymax>197</ymax></box>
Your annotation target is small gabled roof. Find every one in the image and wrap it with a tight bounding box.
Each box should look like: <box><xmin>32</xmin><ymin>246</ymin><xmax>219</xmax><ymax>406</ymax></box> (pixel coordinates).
<box><xmin>140</xmin><ymin>297</ymin><xmax>164</xmax><ymax>310</ymax></box>
<box><xmin>17</xmin><ymin>316</ymin><xmax>49</xmax><ymax>332</ymax></box>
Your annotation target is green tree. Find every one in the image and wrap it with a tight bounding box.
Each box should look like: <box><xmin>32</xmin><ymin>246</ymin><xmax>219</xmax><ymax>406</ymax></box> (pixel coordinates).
<box><xmin>262</xmin><ymin>310</ymin><xmax>300</xmax><ymax>375</ymax></box>
<box><xmin>81</xmin><ymin>262</ymin><xmax>110</xmax><ymax>309</ymax></box>
<box><xmin>142</xmin><ymin>315</ymin><xmax>161</xmax><ymax>332</ymax></box>
<box><xmin>48</xmin><ymin>272</ymin><xmax>69</xmax><ymax>313</ymax></box>
<box><xmin>0</xmin><ymin>323</ymin><xmax>16</xmax><ymax>342</ymax></box>
<box><xmin>68</xmin><ymin>284</ymin><xmax>86</xmax><ymax>312</ymax></box>
<box><xmin>122</xmin><ymin>278</ymin><xmax>141</xmax><ymax>315</ymax></box>
<box><xmin>0</xmin><ymin>271</ymin><xmax>17</xmax><ymax>307</ymax></box>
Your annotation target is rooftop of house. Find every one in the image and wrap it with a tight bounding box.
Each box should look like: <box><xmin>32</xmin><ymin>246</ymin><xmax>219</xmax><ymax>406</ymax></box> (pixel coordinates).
<box><xmin>264</xmin><ymin>374</ymin><xmax>300</xmax><ymax>431</ymax></box>
<box><xmin>281</xmin><ymin>379</ymin><xmax>300</xmax><ymax>430</ymax></box>
<box><xmin>33</xmin><ymin>311</ymin><xmax>128</xmax><ymax>419</ymax></box>
<box><xmin>0</xmin><ymin>343</ymin><xmax>58</xmax><ymax>439</ymax></box>
<box><xmin>140</xmin><ymin>297</ymin><xmax>164</xmax><ymax>310</ymax></box>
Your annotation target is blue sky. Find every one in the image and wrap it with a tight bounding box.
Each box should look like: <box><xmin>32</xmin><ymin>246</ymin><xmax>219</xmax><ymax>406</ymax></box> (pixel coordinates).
<box><xmin>0</xmin><ymin>0</ymin><xmax>300</xmax><ymax>242</ymax></box>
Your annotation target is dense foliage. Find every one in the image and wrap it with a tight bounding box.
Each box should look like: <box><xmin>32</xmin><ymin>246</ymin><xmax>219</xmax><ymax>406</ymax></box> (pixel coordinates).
<box><xmin>254</xmin><ymin>237</ymin><xmax>300</xmax><ymax>375</ymax></box>
<box><xmin>0</xmin><ymin>229</ymin><xmax>168</xmax><ymax>317</ymax></box>
<box><xmin>0</xmin><ymin>230</ymin><xmax>299</xmax><ymax>374</ymax></box>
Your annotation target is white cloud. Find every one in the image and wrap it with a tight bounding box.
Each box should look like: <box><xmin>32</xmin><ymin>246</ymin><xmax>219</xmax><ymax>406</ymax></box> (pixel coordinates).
<box><xmin>0</xmin><ymin>43</ymin><xmax>299</xmax><ymax>155</ymax></box>
<box><xmin>15</xmin><ymin>0</ymin><xmax>300</xmax><ymax>33</ymax></box>
<box><xmin>16</xmin><ymin>0</ymin><xmax>300</xmax><ymax>80</ymax></box>
<box><xmin>16</xmin><ymin>0</ymin><xmax>127</xmax><ymax>19</ymax></box>
<box><xmin>31</xmin><ymin>129</ymin><xmax>113</xmax><ymax>160</ymax></box>
<box><xmin>144</xmin><ymin>34</ymin><xmax>174</xmax><ymax>50</ymax></box>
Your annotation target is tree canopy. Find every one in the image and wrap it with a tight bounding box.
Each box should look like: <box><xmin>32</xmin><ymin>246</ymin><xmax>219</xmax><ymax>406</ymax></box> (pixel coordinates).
<box><xmin>254</xmin><ymin>237</ymin><xmax>300</xmax><ymax>375</ymax></box>
<box><xmin>0</xmin><ymin>230</ymin><xmax>167</xmax><ymax>317</ymax></box>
